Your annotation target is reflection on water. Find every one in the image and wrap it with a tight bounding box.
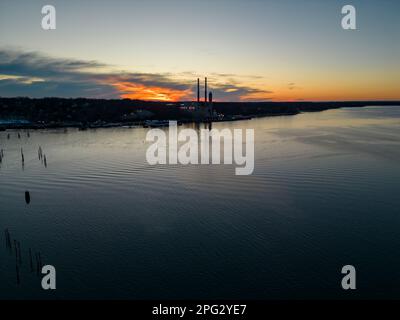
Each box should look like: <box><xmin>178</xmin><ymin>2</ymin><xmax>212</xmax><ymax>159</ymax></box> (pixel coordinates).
<box><xmin>1</xmin><ymin>106</ymin><xmax>400</xmax><ymax>299</ymax></box>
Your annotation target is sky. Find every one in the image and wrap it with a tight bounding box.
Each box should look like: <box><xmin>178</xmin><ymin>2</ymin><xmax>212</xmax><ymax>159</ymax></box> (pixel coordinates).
<box><xmin>0</xmin><ymin>0</ymin><xmax>399</xmax><ymax>101</ymax></box>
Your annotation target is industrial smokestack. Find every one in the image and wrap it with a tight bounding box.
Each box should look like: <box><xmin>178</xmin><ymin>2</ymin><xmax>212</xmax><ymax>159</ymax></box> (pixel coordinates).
<box><xmin>205</xmin><ymin>77</ymin><xmax>208</xmax><ymax>103</ymax></box>
<box><xmin>197</xmin><ymin>78</ymin><xmax>200</xmax><ymax>103</ymax></box>
<box><xmin>209</xmin><ymin>92</ymin><xmax>213</xmax><ymax>103</ymax></box>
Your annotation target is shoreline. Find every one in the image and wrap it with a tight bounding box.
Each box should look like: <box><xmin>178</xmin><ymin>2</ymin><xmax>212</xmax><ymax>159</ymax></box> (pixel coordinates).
<box><xmin>0</xmin><ymin>111</ymin><xmax>302</xmax><ymax>130</ymax></box>
<box><xmin>1</xmin><ymin>101</ymin><xmax>399</xmax><ymax>131</ymax></box>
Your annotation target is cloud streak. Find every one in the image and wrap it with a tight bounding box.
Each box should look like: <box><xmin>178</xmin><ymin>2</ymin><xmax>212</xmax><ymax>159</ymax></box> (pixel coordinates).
<box><xmin>0</xmin><ymin>50</ymin><xmax>273</xmax><ymax>101</ymax></box>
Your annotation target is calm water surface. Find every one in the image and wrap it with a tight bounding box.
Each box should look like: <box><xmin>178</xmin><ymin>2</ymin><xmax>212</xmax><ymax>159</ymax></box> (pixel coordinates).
<box><xmin>1</xmin><ymin>106</ymin><xmax>400</xmax><ymax>299</ymax></box>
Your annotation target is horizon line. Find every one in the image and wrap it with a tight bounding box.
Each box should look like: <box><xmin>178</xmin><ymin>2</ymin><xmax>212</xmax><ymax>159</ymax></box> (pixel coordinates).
<box><xmin>1</xmin><ymin>96</ymin><xmax>400</xmax><ymax>104</ymax></box>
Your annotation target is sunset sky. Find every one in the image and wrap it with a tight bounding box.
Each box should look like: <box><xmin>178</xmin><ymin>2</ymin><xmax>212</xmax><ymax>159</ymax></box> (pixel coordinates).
<box><xmin>0</xmin><ymin>0</ymin><xmax>399</xmax><ymax>101</ymax></box>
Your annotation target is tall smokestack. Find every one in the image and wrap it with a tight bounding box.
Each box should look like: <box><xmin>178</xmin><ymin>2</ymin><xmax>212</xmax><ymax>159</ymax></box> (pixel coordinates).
<box><xmin>205</xmin><ymin>77</ymin><xmax>208</xmax><ymax>103</ymax></box>
<box><xmin>197</xmin><ymin>78</ymin><xmax>200</xmax><ymax>103</ymax></box>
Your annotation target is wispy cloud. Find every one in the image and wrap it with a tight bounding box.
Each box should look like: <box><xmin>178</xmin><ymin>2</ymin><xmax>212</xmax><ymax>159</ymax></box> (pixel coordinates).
<box><xmin>0</xmin><ymin>49</ymin><xmax>273</xmax><ymax>101</ymax></box>
<box><xmin>287</xmin><ymin>82</ymin><xmax>301</xmax><ymax>91</ymax></box>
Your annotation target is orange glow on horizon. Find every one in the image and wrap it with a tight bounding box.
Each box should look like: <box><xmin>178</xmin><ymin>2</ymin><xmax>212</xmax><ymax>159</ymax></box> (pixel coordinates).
<box><xmin>106</xmin><ymin>77</ymin><xmax>400</xmax><ymax>102</ymax></box>
<box><xmin>112</xmin><ymin>81</ymin><xmax>191</xmax><ymax>101</ymax></box>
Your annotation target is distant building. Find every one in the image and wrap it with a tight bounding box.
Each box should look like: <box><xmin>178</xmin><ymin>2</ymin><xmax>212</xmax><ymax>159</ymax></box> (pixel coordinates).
<box><xmin>181</xmin><ymin>77</ymin><xmax>215</xmax><ymax>121</ymax></box>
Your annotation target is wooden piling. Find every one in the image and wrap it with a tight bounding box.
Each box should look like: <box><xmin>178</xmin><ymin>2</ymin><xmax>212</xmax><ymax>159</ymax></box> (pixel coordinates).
<box><xmin>38</xmin><ymin>252</ymin><xmax>43</xmax><ymax>270</ymax></box>
<box><xmin>4</xmin><ymin>229</ymin><xmax>8</xmax><ymax>248</ymax></box>
<box><xmin>29</xmin><ymin>248</ymin><xmax>34</xmax><ymax>272</ymax></box>
<box><xmin>16</xmin><ymin>264</ymin><xmax>20</xmax><ymax>285</ymax></box>
<box><xmin>5</xmin><ymin>229</ymin><xmax>11</xmax><ymax>250</ymax></box>
<box><xmin>35</xmin><ymin>253</ymin><xmax>40</xmax><ymax>276</ymax></box>
<box><xmin>25</xmin><ymin>191</ymin><xmax>31</xmax><ymax>204</ymax></box>
<box><xmin>13</xmin><ymin>239</ymin><xmax>17</xmax><ymax>256</ymax></box>
<box><xmin>17</xmin><ymin>241</ymin><xmax>22</xmax><ymax>265</ymax></box>
<box><xmin>7</xmin><ymin>231</ymin><xmax>11</xmax><ymax>249</ymax></box>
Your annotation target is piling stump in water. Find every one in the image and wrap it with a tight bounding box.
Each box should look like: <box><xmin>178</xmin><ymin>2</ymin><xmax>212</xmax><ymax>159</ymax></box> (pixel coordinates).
<box><xmin>4</xmin><ymin>229</ymin><xmax>7</xmax><ymax>248</ymax></box>
<box><xmin>13</xmin><ymin>239</ymin><xmax>18</xmax><ymax>257</ymax></box>
<box><xmin>4</xmin><ymin>229</ymin><xmax>11</xmax><ymax>249</ymax></box>
<box><xmin>35</xmin><ymin>253</ymin><xmax>40</xmax><ymax>276</ymax></box>
<box><xmin>16</xmin><ymin>264</ymin><xmax>20</xmax><ymax>285</ymax></box>
<box><xmin>7</xmin><ymin>231</ymin><xmax>11</xmax><ymax>249</ymax></box>
<box><xmin>37</xmin><ymin>252</ymin><xmax>43</xmax><ymax>270</ymax></box>
<box><xmin>25</xmin><ymin>191</ymin><xmax>31</xmax><ymax>204</ymax></box>
<box><xmin>17</xmin><ymin>241</ymin><xmax>22</xmax><ymax>265</ymax></box>
<box><xmin>29</xmin><ymin>248</ymin><xmax>34</xmax><ymax>272</ymax></box>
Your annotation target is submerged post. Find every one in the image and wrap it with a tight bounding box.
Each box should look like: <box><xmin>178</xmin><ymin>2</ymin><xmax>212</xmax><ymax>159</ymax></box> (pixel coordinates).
<box><xmin>16</xmin><ymin>264</ymin><xmax>20</xmax><ymax>285</ymax></box>
<box><xmin>38</xmin><ymin>252</ymin><xmax>43</xmax><ymax>269</ymax></box>
<box><xmin>25</xmin><ymin>191</ymin><xmax>31</xmax><ymax>204</ymax></box>
<box><xmin>5</xmin><ymin>229</ymin><xmax>11</xmax><ymax>250</ymax></box>
<box><xmin>35</xmin><ymin>253</ymin><xmax>40</xmax><ymax>276</ymax></box>
<box><xmin>17</xmin><ymin>241</ymin><xmax>22</xmax><ymax>265</ymax></box>
<box><xmin>29</xmin><ymin>248</ymin><xmax>34</xmax><ymax>272</ymax></box>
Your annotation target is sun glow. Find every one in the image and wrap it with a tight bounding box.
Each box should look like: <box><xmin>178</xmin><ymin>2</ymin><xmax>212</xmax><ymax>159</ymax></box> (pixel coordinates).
<box><xmin>112</xmin><ymin>81</ymin><xmax>191</xmax><ymax>101</ymax></box>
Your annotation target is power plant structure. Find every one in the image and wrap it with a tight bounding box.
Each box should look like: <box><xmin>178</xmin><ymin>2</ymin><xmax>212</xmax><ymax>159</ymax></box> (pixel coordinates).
<box><xmin>193</xmin><ymin>77</ymin><xmax>214</xmax><ymax>121</ymax></box>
